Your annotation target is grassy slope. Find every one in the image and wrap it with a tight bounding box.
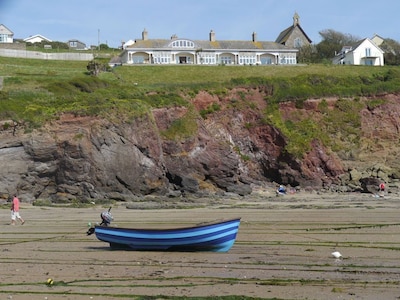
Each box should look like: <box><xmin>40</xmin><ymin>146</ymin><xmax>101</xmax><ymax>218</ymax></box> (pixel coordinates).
<box><xmin>1</xmin><ymin>56</ymin><xmax>400</xmax><ymax>158</ymax></box>
<box><xmin>1</xmin><ymin>56</ymin><xmax>396</xmax><ymax>86</ymax></box>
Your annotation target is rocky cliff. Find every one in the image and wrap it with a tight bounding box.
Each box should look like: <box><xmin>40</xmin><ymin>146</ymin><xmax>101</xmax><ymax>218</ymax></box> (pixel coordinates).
<box><xmin>1</xmin><ymin>88</ymin><xmax>399</xmax><ymax>202</ymax></box>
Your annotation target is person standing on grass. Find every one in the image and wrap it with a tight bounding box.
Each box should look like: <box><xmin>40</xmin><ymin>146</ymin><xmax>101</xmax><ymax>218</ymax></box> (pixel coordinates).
<box><xmin>11</xmin><ymin>194</ymin><xmax>25</xmax><ymax>225</ymax></box>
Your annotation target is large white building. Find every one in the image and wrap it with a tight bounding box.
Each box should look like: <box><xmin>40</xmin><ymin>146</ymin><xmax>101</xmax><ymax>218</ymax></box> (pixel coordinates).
<box><xmin>120</xmin><ymin>29</ymin><xmax>298</xmax><ymax>66</ymax></box>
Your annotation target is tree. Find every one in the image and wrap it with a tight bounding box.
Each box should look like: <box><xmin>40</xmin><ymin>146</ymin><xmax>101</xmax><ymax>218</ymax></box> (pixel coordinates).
<box><xmin>316</xmin><ymin>29</ymin><xmax>360</xmax><ymax>62</ymax></box>
<box><xmin>380</xmin><ymin>38</ymin><xmax>400</xmax><ymax>65</ymax></box>
<box><xmin>99</xmin><ymin>43</ymin><xmax>110</xmax><ymax>50</ymax></box>
<box><xmin>297</xmin><ymin>44</ymin><xmax>318</xmax><ymax>64</ymax></box>
<box><xmin>86</xmin><ymin>60</ymin><xmax>109</xmax><ymax>76</ymax></box>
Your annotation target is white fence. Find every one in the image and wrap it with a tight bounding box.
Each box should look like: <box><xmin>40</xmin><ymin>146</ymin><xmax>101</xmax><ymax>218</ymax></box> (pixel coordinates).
<box><xmin>0</xmin><ymin>49</ymin><xmax>93</xmax><ymax>61</ymax></box>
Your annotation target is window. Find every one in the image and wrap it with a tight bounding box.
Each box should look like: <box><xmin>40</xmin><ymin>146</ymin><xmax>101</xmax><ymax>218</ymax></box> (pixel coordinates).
<box><xmin>198</xmin><ymin>52</ymin><xmax>216</xmax><ymax>64</ymax></box>
<box><xmin>260</xmin><ymin>57</ymin><xmax>272</xmax><ymax>65</ymax></box>
<box><xmin>132</xmin><ymin>56</ymin><xmax>145</xmax><ymax>64</ymax></box>
<box><xmin>238</xmin><ymin>54</ymin><xmax>256</xmax><ymax>65</ymax></box>
<box><xmin>294</xmin><ymin>38</ymin><xmax>303</xmax><ymax>48</ymax></box>
<box><xmin>153</xmin><ymin>52</ymin><xmax>171</xmax><ymax>64</ymax></box>
<box><xmin>365</xmin><ymin>48</ymin><xmax>371</xmax><ymax>57</ymax></box>
<box><xmin>0</xmin><ymin>34</ymin><xmax>7</xmax><ymax>42</ymax></box>
<box><xmin>69</xmin><ymin>41</ymin><xmax>77</xmax><ymax>47</ymax></box>
<box><xmin>170</xmin><ymin>40</ymin><xmax>195</xmax><ymax>48</ymax></box>
<box><xmin>280</xmin><ymin>54</ymin><xmax>296</xmax><ymax>65</ymax></box>
<box><xmin>204</xmin><ymin>54</ymin><xmax>214</xmax><ymax>64</ymax></box>
<box><xmin>220</xmin><ymin>56</ymin><xmax>233</xmax><ymax>65</ymax></box>
<box><xmin>365</xmin><ymin>59</ymin><xmax>374</xmax><ymax>65</ymax></box>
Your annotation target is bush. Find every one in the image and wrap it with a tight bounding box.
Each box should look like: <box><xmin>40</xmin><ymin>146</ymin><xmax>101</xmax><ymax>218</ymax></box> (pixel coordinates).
<box><xmin>161</xmin><ymin>109</ymin><xmax>198</xmax><ymax>140</ymax></box>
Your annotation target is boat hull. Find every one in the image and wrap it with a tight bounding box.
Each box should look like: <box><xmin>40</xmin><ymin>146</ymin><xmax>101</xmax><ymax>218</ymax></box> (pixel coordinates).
<box><xmin>94</xmin><ymin>218</ymin><xmax>241</xmax><ymax>252</ymax></box>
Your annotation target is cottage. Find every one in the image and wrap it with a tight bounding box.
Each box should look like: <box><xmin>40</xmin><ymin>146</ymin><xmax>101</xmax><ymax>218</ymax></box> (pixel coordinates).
<box><xmin>0</xmin><ymin>24</ymin><xmax>14</xmax><ymax>43</ymax></box>
<box><xmin>333</xmin><ymin>38</ymin><xmax>384</xmax><ymax>66</ymax></box>
<box><xmin>67</xmin><ymin>39</ymin><xmax>87</xmax><ymax>50</ymax></box>
<box><xmin>120</xmin><ymin>14</ymin><xmax>312</xmax><ymax>66</ymax></box>
<box><xmin>120</xmin><ymin>28</ymin><xmax>298</xmax><ymax>66</ymax></box>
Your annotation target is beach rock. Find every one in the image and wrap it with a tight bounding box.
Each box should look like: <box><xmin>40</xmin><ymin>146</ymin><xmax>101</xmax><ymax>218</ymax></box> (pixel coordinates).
<box><xmin>360</xmin><ymin>177</ymin><xmax>381</xmax><ymax>193</ymax></box>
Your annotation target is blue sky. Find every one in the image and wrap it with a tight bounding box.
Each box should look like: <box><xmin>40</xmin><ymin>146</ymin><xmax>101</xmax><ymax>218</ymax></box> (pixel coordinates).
<box><xmin>1</xmin><ymin>0</ymin><xmax>399</xmax><ymax>48</ymax></box>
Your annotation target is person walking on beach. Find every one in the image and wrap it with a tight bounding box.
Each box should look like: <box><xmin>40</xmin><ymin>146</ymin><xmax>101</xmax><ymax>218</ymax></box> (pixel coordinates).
<box><xmin>11</xmin><ymin>194</ymin><xmax>25</xmax><ymax>225</ymax></box>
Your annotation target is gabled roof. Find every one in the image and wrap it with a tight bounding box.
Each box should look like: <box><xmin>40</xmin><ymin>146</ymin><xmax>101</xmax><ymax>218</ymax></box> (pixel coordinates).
<box><xmin>23</xmin><ymin>34</ymin><xmax>52</xmax><ymax>43</ymax></box>
<box><xmin>372</xmin><ymin>33</ymin><xmax>385</xmax><ymax>41</ymax></box>
<box><xmin>275</xmin><ymin>24</ymin><xmax>312</xmax><ymax>45</ymax></box>
<box><xmin>335</xmin><ymin>38</ymin><xmax>385</xmax><ymax>60</ymax></box>
<box><xmin>275</xmin><ymin>13</ymin><xmax>312</xmax><ymax>45</ymax></box>
<box><xmin>343</xmin><ymin>38</ymin><xmax>384</xmax><ymax>54</ymax></box>
<box><xmin>0</xmin><ymin>24</ymin><xmax>13</xmax><ymax>35</ymax></box>
<box><xmin>371</xmin><ymin>34</ymin><xmax>385</xmax><ymax>46</ymax></box>
<box><xmin>127</xmin><ymin>38</ymin><xmax>295</xmax><ymax>52</ymax></box>
<box><xmin>67</xmin><ymin>39</ymin><xmax>86</xmax><ymax>45</ymax></box>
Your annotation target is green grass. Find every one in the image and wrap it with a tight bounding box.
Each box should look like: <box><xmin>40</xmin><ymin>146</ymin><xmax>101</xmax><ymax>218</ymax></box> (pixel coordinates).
<box><xmin>1</xmin><ymin>56</ymin><xmax>400</xmax><ymax>157</ymax></box>
<box><xmin>112</xmin><ymin>64</ymin><xmax>398</xmax><ymax>87</ymax></box>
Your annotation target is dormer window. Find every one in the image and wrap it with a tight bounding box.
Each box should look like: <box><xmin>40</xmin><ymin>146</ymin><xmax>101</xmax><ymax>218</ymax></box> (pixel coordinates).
<box><xmin>169</xmin><ymin>39</ymin><xmax>195</xmax><ymax>48</ymax></box>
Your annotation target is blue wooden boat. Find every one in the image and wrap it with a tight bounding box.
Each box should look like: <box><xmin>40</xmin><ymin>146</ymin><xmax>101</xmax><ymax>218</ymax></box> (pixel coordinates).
<box><xmin>89</xmin><ymin>213</ymin><xmax>240</xmax><ymax>252</ymax></box>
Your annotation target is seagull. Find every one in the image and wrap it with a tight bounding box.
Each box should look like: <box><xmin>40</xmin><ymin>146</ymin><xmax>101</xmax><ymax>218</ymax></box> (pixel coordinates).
<box><xmin>331</xmin><ymin>251</ymin><xmax>342</xmax><ymax>259</ymax></box>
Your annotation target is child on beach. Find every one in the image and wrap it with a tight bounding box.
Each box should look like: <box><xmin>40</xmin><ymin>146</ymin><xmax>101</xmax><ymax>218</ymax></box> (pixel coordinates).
<box><xmin>11</xmin><ymin>194</ymin><xmax>25</xmax><ymax>225</ymax></box>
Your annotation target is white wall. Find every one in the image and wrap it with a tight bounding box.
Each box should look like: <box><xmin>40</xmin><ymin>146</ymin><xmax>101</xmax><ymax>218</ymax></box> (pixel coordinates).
<box><xmin>0</xmin><ymin>35</ymin><xmax>13</xmax><ymax>43</ymax></box>
<box><xmin>0</xmin><ymin>49</ymin><xmax>93</xmax><ymax>61</ymax></box>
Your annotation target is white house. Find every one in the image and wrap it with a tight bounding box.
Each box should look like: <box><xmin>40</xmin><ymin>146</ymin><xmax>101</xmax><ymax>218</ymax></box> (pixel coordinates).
<box><xmin>333</xmin><ymin>38</ymin><xmax>384</xmax><ymax>66</ymax></box>
<box><xmin>0</xmin><ymin>24</ymin><xmax>14</xmax><ymax>43</ymax></box>
<box><xmin>23</xmin><ymin>34</ymin><xmax>52</xmax><ymax>44</ymax></box>
<box><xmin>120</xmin><ymin>29</ymin><xmax>298</xmax><ymax>66</ymax></box>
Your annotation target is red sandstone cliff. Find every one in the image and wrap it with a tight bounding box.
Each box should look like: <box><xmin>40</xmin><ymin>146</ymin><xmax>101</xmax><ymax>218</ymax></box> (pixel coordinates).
<box><xmin>0</xmin><ymin>89</ymin><xmax>399</xmax><ymax>202</ymax></box>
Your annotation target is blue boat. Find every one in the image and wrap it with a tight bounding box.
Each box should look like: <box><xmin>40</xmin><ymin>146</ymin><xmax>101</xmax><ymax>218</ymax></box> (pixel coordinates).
<box><xmin>88</xmin><ymin>211</ymin><xmax>240</xmax><ymax>252</ymax></box>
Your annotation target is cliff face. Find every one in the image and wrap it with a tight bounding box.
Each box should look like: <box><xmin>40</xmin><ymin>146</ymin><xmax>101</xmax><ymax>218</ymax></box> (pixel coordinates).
<box><xmin>1</xmin><ymin>89</ymin><xmax>399</xmax><ymax>202</ymax></box>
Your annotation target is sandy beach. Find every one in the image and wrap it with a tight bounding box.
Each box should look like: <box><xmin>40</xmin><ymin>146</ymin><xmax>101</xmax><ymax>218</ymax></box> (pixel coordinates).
<box><xmin>1</xmin><ymin>192</ymin><xmax>400</xmax><ymax>300</ymax></box>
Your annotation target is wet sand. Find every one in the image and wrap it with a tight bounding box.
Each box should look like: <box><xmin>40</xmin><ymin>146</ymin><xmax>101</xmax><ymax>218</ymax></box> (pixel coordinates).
<box><xmin>1</xmin><ymin>192</ymin><xmax>400</xmax><ymax>300</ymax></box>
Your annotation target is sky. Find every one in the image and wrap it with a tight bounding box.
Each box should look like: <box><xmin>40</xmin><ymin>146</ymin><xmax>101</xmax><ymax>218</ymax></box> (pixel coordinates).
<box><xmin>1</xmin><ymin>0</ymin><xmax>399</xmax><ymax>48</ymax></box>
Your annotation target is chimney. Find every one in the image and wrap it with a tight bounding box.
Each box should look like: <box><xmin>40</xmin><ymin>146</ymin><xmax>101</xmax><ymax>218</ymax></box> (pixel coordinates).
<box><xmin>252</xmin><ymin>31</ymin><xmax>257</xmax><ymax>42</ymax></box>
<box><xmin>209</xmin><ymin>30</ymin><xmax>215</xmax><ymax>42</ymax></box>
<box><xmin>142</xmin><ymin>28</ymin><xmax>148</xmax><ymax>40</ymax></box>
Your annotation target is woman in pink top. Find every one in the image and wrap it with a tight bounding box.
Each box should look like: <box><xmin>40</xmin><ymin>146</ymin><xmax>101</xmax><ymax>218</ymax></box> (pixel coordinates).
<box><xmin>11</xmin><ymin>194</ymin><xmax>25</xmax><ymax>225</ymax></box>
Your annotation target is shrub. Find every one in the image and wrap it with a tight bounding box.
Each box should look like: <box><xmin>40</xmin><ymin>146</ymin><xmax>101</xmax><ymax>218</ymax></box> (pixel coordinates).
<box><xmin>200</xmin><ymin>102</ymin><xmax>221</xmax><ymax>118</ymax></box>
<box><xmin>161</xmin><ymin>109</ymin><xmax>198</xmax><ymax>140</ymax></box>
